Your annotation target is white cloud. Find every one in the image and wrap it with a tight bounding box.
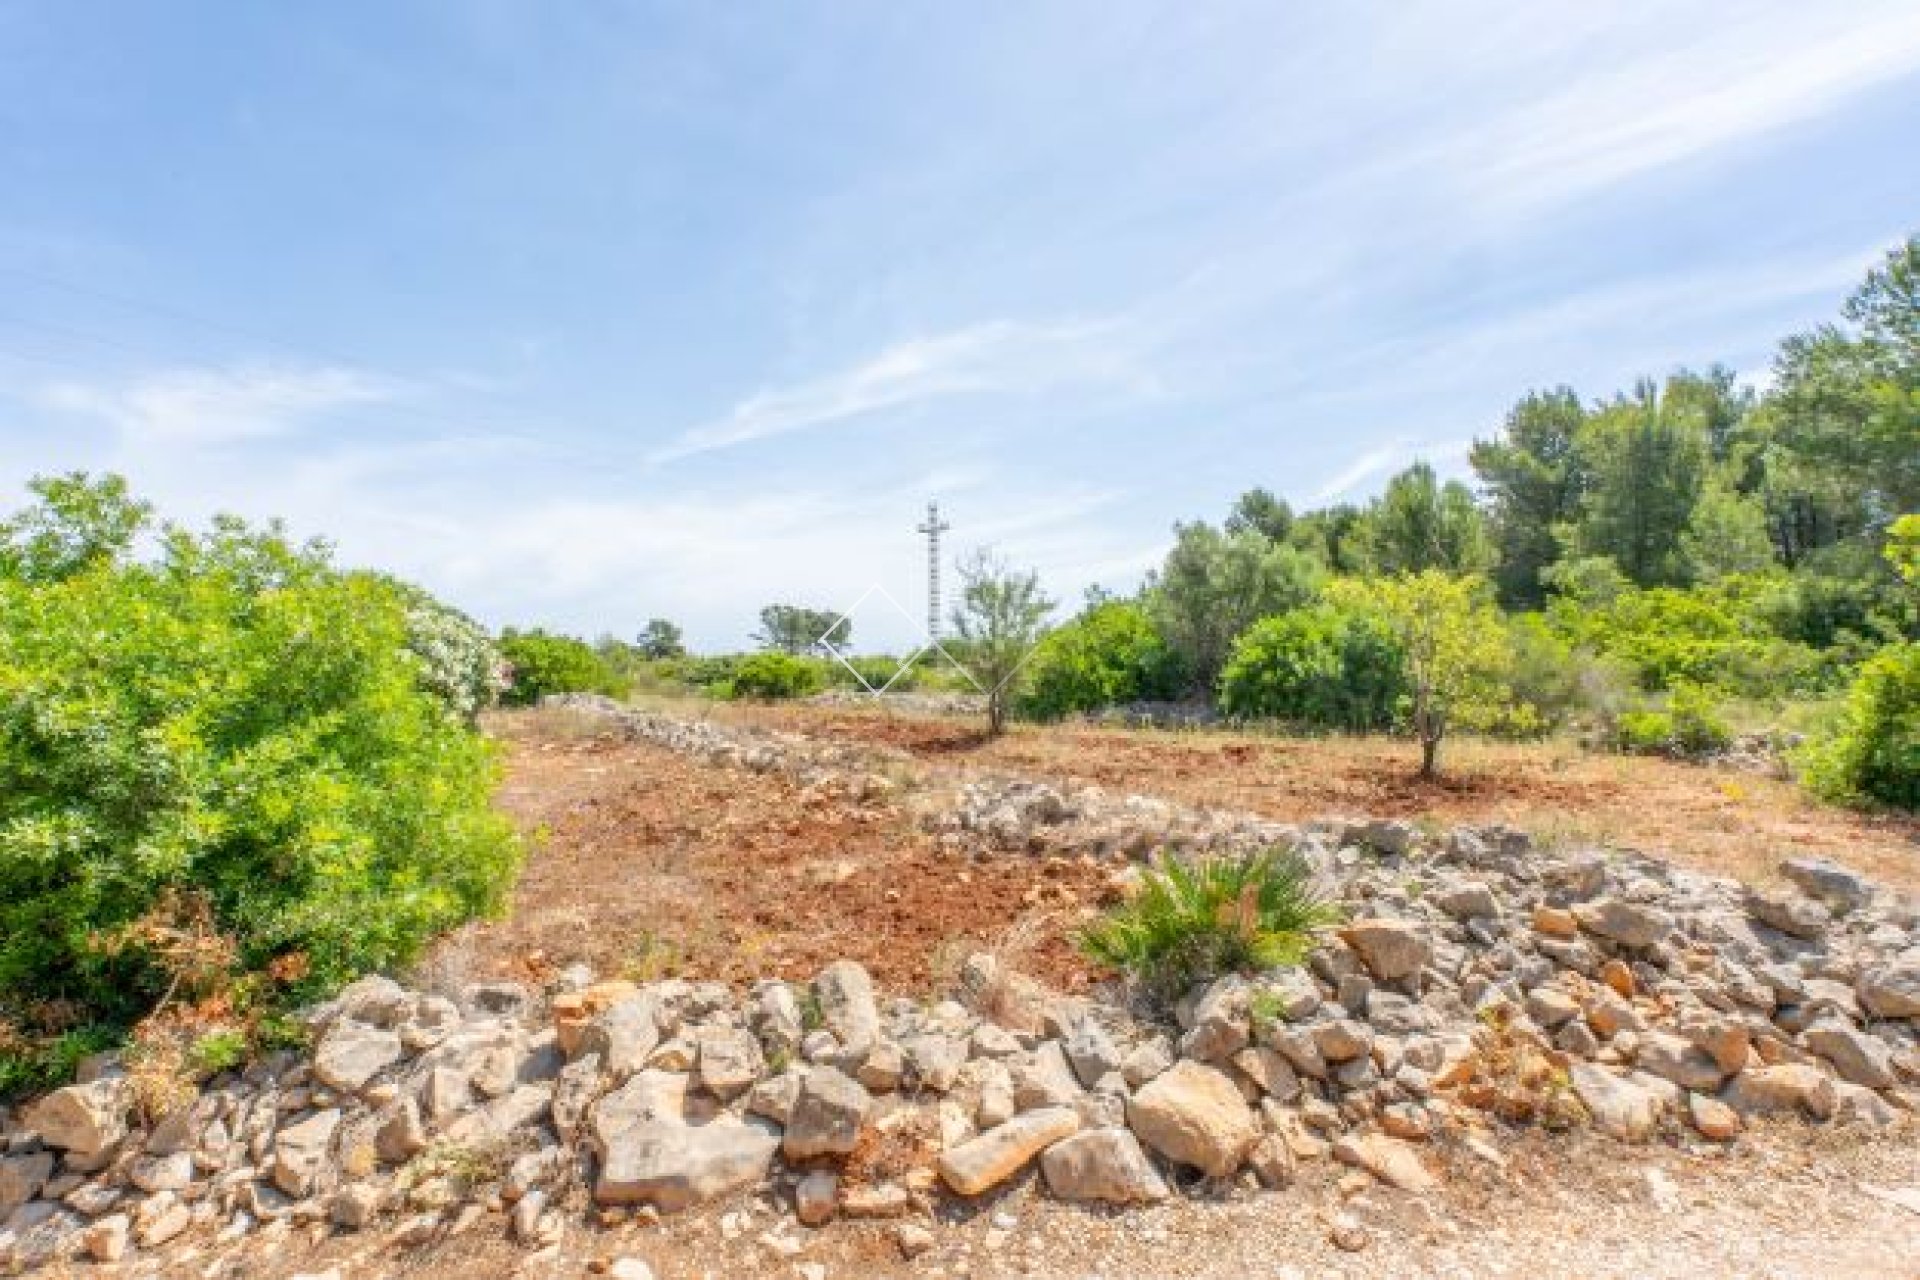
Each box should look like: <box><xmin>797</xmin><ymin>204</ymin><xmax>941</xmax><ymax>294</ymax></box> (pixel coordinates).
<box><xmin>40</xmin><ymin>364</ymin><xmax>399</xmax><ymax>446</ymax></box>
<box><xmin>653</xmin><ymin>314</ymin><xmax>1145</xmax><ymax>464</ymax></box>
<box><xmin>1441</xmin><ymin>5</ymin><xmax>1920</xmax><ymax>212</ymax></box>
<box><xmin>1309</xmin><ymin>438</ymin><xmax>1472</xmax><ymax>504</ymax></box>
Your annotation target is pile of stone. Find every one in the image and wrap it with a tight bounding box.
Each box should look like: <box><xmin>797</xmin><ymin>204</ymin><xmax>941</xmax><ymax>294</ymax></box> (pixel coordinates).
<box><xmin>3</xmin><ymin>811</ymin><xmax>1915</xmax><ymax>1272</ymax></box>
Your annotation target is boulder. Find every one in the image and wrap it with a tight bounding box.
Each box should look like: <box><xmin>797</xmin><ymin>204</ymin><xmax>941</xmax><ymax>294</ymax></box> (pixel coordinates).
<box><xmin>696</xmin><ymin>1028</ymin><xmax>765</xmax><ymax>1102</ymax></box>
<box><xmin>1062</xmin><ymin>1020</ymin><xmax>1123</xmax><ymax>1088</ymax></box>
<box><xmin>814</xmin><ymin>961</ymin><xmax>880</xmax><ymax>1053</ymax></box>
<box><xmin>1331</xmin><ymin>1133</ymin><xmax>1437</xmax><ymax>1193</ymax></box>
<box><xmin>1636</xmin><ymin>1032</ymin><xmax>1729</xmax><ymax>1093</ymax></box>
<box><xmin>271</xmin><ymin>1108</ymin><xmax>342</xmax><ymax>1197</ymax></box>
<box><xmin>1012</xmin><ymin>1041</ymin><xmax>1085</xmax><ymax>1111</ymax></box>
<box><xmin>1856</xmin><ymin>963</ymin><xmax>1920</xmax><ymax>1020</ymax></box>
<box><xmin>1801</xmin><ymin>1025</ymin><xmax>1897</xmax><ymax>1091</ymax></box>
<box><xmin>589</xmin><ymin>1071</ymin><xmax>689</xmax><ymax>1152</ymax></box>
<box><xmin>313</xmin><ymin>1022</ymin><xmax>403</xmax><ymax>1092</ymax></box>
<box><xmin>1743</xmin><ymin>887</ymin><xmax>1829</xmax><ymax>941</ymax></box>
<box><xmin>577</xmin><ymin>994</ymin><xmax>661</xmax><ymax>1079</ymax></box>
<box><xmin>936</xmin><ymin>1107</ymin><xmax>1080</xmax><ymax>1196</ymax></box>
<box><xmin>1569</xmin><ymin>1063</ymin><xmax>1658</xmax><ymax>1141</ymax></box>
<box><xmin>1721</xmin><ymin>1064</ymin><xmax>1835</xmax><ymax>1120</ymax></box>
<box><xmin>1433</xmin><ymin>880</ymin><xmax>1499</xmax><ymax>921</ymax></box>
<box><xmin>1572</xmin><ymin>899</ymin><xmax>1672</xmax><ymax>949</ymax></box>
<box><xmin>904</xmin><ymin>1034</ymin><xmax>966</xmax><ymax>1092</ymax></box>
<box><xmin>1039</xmin><ymin>1127</ymin><xmax>1169</xmax><ymax>1204</ymax></box>
<box><xmin>1179</xmin><ymin>976</ymin><xmax>1251</xmax><ymax>1061</ymax></box>
<box><xmin>1126</xmin><ymin>1060</ymin><xmax>1259</xmax><ymax>1178</ymax></box>
<box><xmin>782</xmin><ymin>1068</ymin><xmax>871</xmax><ymax>1160</ymax></box>
<box><xmin>1779</xmin><ymin>857</ymin><xmax>1875</xmax><ymax>913</ymax></box>
<box><xmin>593</xmin><ymin>1119</ymin><xmax>779</xmax><ymax>1211</ymax></box>
<box><xmin>1339</xmin><ymin>920</ymin><xmax>1431</xmax><ymax>981</ymax></box>
<box><xmin>21</xmin><ymin>1079</ymin><xmax>128</xmax><ymax>1157</ymax></box>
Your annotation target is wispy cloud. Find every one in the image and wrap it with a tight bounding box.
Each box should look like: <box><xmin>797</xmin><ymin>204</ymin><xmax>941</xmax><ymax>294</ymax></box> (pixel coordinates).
<box><xmin>653</xmin><ymin>314</ymin><xmax>1145</xmax><ymax>465</ymax></box>
<box><xmin>1310</xmin><ymin>437</ymin><xmax>1472</xmax><ymax>504</ymax></box>
<box><xmin>40</xmin><ymin>364</ymin><xmax>399</xmax><ymax>446</ymax></box>
<box><xmin>1433</xmin><ymin>4</ymin><xmax>1920</xmax><ymax>212</ymax></box>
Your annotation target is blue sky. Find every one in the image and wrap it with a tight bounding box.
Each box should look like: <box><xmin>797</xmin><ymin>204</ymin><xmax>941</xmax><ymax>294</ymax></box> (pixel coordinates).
<box><xmin>3</xmin><ymin>2</ymin><xmax>1918</xmax><ymax>650</ymax></box>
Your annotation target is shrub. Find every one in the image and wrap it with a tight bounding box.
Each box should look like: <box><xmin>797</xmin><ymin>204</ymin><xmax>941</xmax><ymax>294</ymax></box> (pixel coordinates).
<box><xmin>395</xmin><ymin>586</ymin><xmax>506</xmax><ymax>721</ymax></box>
<box><xmin>824</xmin><ymin>654</ymin><xmax>921</xmax><ymax>693</ymax></box>
<box><xmin>1547</xmin><ymin>579</ymin><xmax>1828</xmax><ymax>696</ymax></box>
<box><xmin>1800</xmin><ymin>642</ymin><xmax>1920</xmax><ymax>809</ymax></box>
<box><xmin>0</xmin><ymin>479</ymin><xmax>521</xmax><ymax>1052</ymax></box>
<box><xmin>1603</xmin><ymin>684</ymin><xmax>1733</xmax><ymax>759</ymax></box>
<box><xmin>1217</xmin><ymin>605</ymin><xmax>1405</xmax><ymax>730</ymax></box>
<box><xmin>497</xmin><ymin>628</ymin><xmax>627</xmax><ymax>705</ymax></box>
<box><xmin>1076</xmin><ymin>849</ymin><xmax>1337</xmax><ymax>1001</ymax></box>
<box><xmin>1021</xmin><ymin>601</ymin><xmax>1187</xmax><ymax>720</ymax></box>
<box><xmin>731</xmin><ymin>651</ymin><xmax>822</xmax><ymax>699</ymax></box>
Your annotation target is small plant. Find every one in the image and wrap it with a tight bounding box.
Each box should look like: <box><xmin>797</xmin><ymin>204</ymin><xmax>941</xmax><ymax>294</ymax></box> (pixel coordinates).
<box><xmin>731</xmin><ymin>651</ymin><xmax>822</xmax><ymax>700</ymax></box>
<box><xmin>796</xmin><ymin>987</ymin><xmax>825</xmax><ymax>1033</ymax></box>
<box><xmin>187</xmin><ymin>1027</ymin><xmax>250</xmax><ymax>1077</ymax></box>
<box><xmin>1247</xmin><ymin>988</ymin><xmax>1289</xmax><ymax>1038</ymax></box>
<box><xmin>621</xmin><ymin>930</ymin><xmax>685</xmax><ymax>983</ymax></box>
<box><xmin>1075</xmin><ymin>848</ymin><xmax>1338</xmax><ymax>1001</ymax></box>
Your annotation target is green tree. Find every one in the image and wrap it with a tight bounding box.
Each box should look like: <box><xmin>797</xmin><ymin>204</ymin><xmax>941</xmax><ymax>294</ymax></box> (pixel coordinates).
<box><xmin>1471</xmin><ymin>388</ymin><xmax>1590</xmax><ymax>606</ymax></box>
<box><xmin>949</xmin><ymin>549</ymin><xmax>1055</xmax><ymax>735</ymax></box>
<box><xmin>1569</xmin><ymin>382</ymin><xmax>1710</xmax><ymax>586</ymax></box>
<box><xmin>1225</xmin><ymin>487</ymin><xmax>1295</xmax><ymax>542</ymax></box>
<box><xmin>1217</xmin><ymin>605</ymin><xmax>1406</xmax><ymax>730</ymax></box>
<box><xmin>1760</xmin><ymin>235</ymin><xmax>1920</xmax><ymax>561</ymax></box>
<box><xmin>1329</xmin><ymin>572</ymin><xmax>1516</xmax><ymax>778</ymax></box>
<box><xmin>637</xmin><ymin>617</ymin><xmax>686</xmax><ymax>659</ymax></box>
<box><xmin>754</xmin><ymin>604</ymin><xmax>848</xmax><ymax>654</ymax></box>
<box><xmin>1681</xmin><ymin>479</ymin><xmax>1776</xmax><ymax>582</ymax></box>
<box><xmin>1147</xmin><ymin>522</ymin><xmax>1324</xmax><ymax>692</ymax></box>
<box><xmin>1364</xmin><ymin>461</ymin><xmax>1493</xmax><ymax>576</ymax></box>
<box><xmin>0</xmin><ymin>471</ymin><xmax>153</xmax><ymax>582</ymax></box>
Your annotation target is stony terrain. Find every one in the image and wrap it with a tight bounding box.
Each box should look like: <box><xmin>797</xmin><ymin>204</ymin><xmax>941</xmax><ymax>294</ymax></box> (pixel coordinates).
<box><xmin>2</xmin><ymin>697</ymin><xmax>1917</xmax><ymax>1278</ymax></box>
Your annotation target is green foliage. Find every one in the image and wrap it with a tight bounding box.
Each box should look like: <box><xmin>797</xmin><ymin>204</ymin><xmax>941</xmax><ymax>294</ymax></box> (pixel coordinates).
<box><xmin>1020</xmin><ymin>601</ymin><xmax>1186</xmax><ymax>720</ymax></box>
<box><xmin>0</xmin><ymin>1026</ymin><xmax>120</xmax><ymax>1099</ymax></box>
<box><xmin>1546</xmin><ymin>577</ymin><xmax>1827</xmax><ymax>696</ymax></box>
<box><xmin>497</xmin><ymin>628</ymin><xmax>628</xmax><ymax>705</ymax></box>
<box><xmin>1568</xmin><ymin>382</ymin><xmax>1712</xmax><ymax>587</ymax></box>
<box><xmin>0</xmin><ymin>471</ymin><xmax>153</xmax><ymax>583</ymax></box>
<box><xmin>186</xmin><ymin>1027</ymin><xmax>250</xmax><ymax>1077</ymax></box>
<box><xmin>0</xmin><ymin>477</ymin><xmax>521</xmax><ymax>1040</ymax></box>
<box><xmin>1148</xmin><ymin>522</ymin><xmax>1324</xmax><ymax>692</ymax></box>
<box><xmin>1472</xmin><ymin>388</ymin><xmax>1591</xmax><ymax>607</ymax></box>
<box><xmin>1682</xmin><ymin>480</ymin><xmax>1776</xmax><ymax>582</ymax></box>
<box><xmin>1800</xmin><ymin>642</ymin><xmax>1920</xmax><ymax>810</ymax></box>
<box><xmin>1365</xmin><ymin>461</ymin><xmax>1494</xmax><ymax>576</ymax></box>
<box><xmin>1076</xmin><ymin>849</ymin><xmax>1337</xmax><ymax>1001</ymax></box>
<box><xmin>754</xmin><ymin>604</ymin><xmax>847</xmax><ymax>654</ymax></box>
<box><xmin>950</xmin><ymin>549</ymin><xmax>1055</xmax><ymax>735</ymax></box>
<box><xmin>1217</xmin><ymin>605</ymin><xmax>1406</xmax><ymax>730</ymax></box>
<box><xmin>636</xmin><ymin>617</ymin><xmax>686</xmax><ymax>660</ymax></box>
<box><xmin>1606</xmin><ymin>684</ymin><xmax>1732</xmax><ymax>758</ymax></box>
<box><xmin>1328</xmin><ymin>572</ymin><xmax>1520</xmax><ymax>776</ymax></box>
<box><xmin>731</xmin><ymin>651</ymin><xmax>823</xmax><ymax>699</ymax></box>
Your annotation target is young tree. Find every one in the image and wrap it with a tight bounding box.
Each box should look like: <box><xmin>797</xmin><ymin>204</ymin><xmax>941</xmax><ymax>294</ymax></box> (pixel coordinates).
<box><xmin>637</xmin><ymin>616</ymin><xmax>686</xmax><ymax>659</ymax></box>
<box><xmin>1224</xmin><ymin>487</ymin><xmax>1295</xmax><ymax>543</ymax></box>
<box><xmin>754</xmin><ymin>604</ymin><xmax>848</xmax><ymax>654</ymax></box>
<box><xmin>1147</xmin><ymin>522</ymin><xmax>1323</xmax><ymax>693</ymax></box>
<box><xmin>1328</xmin><ymin>572</ymin><xmax>1515</xmax><ymax>779</ymax></box>
<box><xmin>949</xmin><ymin>548</ymin><xmax>1055</xmax><ymax>735</ymax></box>
<box><xmin>0</xmin><ymin>470</ymin><xmax>153</xmax><ymax>582</ymax></box>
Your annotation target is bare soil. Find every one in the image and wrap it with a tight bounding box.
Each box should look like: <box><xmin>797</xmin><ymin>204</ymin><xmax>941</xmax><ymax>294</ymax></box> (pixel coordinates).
<box><xmin>715</xmin><ymin>701</ymin><xmax>1920</xmax><ymax>893</ymax></box>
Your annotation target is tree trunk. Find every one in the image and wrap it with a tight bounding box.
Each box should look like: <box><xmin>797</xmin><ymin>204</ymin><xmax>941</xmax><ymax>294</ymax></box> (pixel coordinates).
<box><xmin>1420</xmin><ymin>732</ymin><xmax>1440</xmax><ymax>780</ymax></box>
<box><xmin>987</xmin><ymin>691</ymin><xmax>1007</xmax><ymax>737</ymax></box>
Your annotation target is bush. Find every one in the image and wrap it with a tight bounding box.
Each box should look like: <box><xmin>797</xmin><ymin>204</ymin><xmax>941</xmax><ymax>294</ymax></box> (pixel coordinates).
<box><xmin>731</xmin><ymin>651</ymin><xmax>822</xmax><ymax>699</ymax></box>
<box><xmin>497</xmin><ymin>628</ymin><xmax>627</xmax><ymax>705</ymax></box>
<box><xmin>1602</xmin><ymin>684</ymin><xmax>1732</xmax><ymax>758</ymax></box>
<box><xmin>0</xmin><ymin>480</ymin><xmax>521</xmax><ymax>1056</ymax></box>
<box><xmin>1021</xmin><ymin>601</ymin><xmax>1187</xmax><ymax>720</ymax></box>
<box><xmin>823</xmin><ymin>654</ymin><xmax>921</xmax><ymax>693</ymax></box>
<box><xmin>395</xmin><ymin>586</ymin><xmax>506</xmax><ymax>721</ymax></box>
<box><xmin>1076</xmin><ymin>849</ymin><xmax>1337</xmax><ymax>1001</ymax></box>
<box><xmin>1217</xmin><ymin>605</ymin><xmax>1405</xmax><ymax>730</ymax></box>
<box><xmin>1800</xmin><ymin>642</ymin><xmax>1920</xmax><ymax>809</ymax></box>
<box><xmin>1547</xmin><ymin>579</ymin><xmax>1828</xmax><ymax>697</ymax></box>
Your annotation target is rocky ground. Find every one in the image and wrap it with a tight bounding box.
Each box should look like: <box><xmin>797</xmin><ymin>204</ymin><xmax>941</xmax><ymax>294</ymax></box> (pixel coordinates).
<box><xmin>2</xmin><ymin>697</ymin><xmax>1916</xmax><ymax>1278</ymax></box>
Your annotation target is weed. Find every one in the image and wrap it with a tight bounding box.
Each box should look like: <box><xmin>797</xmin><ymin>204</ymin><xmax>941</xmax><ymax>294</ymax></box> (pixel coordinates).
<box><xmin>621</xmin><ymin>930</ymin><xmax>685</xmax><ymax>983</ymax></box>
<box><xmin>796</xmin><ymin>987</ymin><xmax>825</xmax><ymax>1033</ymax></box>
<box><xmin>1248</xmin><ymin>988</ymin><xmax>1289</xmax><ymax>1037</ymax></box>
<box><xmin>187</xmin><ymin>1028</ymin><xmax>250</xmax><ymax>1077</ymax></box>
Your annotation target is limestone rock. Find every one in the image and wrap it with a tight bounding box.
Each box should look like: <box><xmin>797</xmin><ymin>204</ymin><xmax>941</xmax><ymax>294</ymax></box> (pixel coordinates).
<box><xmin>936</xmin><ymin>1107</ymin><xmax>1081</xmax><ymax>1196</ymax></box>
<box><xmin>1340</xmin><ymin>919</ymin><xmax>1431</xmax><ymax>981</ymax></box>
<box><xmin>1856</xmin><ymin>963</ymin><xmax>1920</xmax><ymax>1020</ymax></box>
<box><xmin>271</xmin><ymin>1108</ymin><xmax>342</xmax><ymax>1197</ymax></box>
<box><xmin>697</xmin><ymin>1028</ymin><xmax>765</xmax><ymax>1102</ymax></box>
<box><xmin>1744</xmin><ymin>887</ymin><xmax>1829</xmax><ymax>941</ymax></box>
<box><xmin>782</xmin><ymin>1067</ymin><xmax>871</xmax><ymax>1160</ymax></box>
<box><xmin>794</xmin><ymin>1169</ymin><xmax>838</xmax><ymax>1226</ymax></box>
<box><xmin>594</xmin><ymin>1119</ymin><xmax>779</xmax><ymax>1211</ymax></box>
<box><xmin>1039</xmin><ymin>1127</ymin><xmax>1169</xmax><ymax>1204</ymax></box>
<box><xmin>1779</xmin><ymin>857</ymin><xmax>1875</xmax><ymax>913</ymax></box>
<box><xmin>577</xmin><ymin>994</ymin><xmax>661</xmax><ymax>1080</ymax></box>
<box><xmin>815</xmin><ymin>960</ymin><xmax>881</xmax><ymax>1053</ymax></box>
<box><xmin>1637</xmin><ymin>1032</ymin><xmax>1729</xmax><ymax>1093</ymax></box>
<box><xmin>0</xmin><ymin>1152</ymin><xmax>54</xmax><ymax>1213</ymax></box>
<box><xmin>1331</xmin><ymin>1133</ymin><xmax>1437</xmax><ymax>1192</ymax></box>
<box><xmin>1722</xmin><ymin>1064</ymin><xmax>1835</xmax><ymax>1120</ymax></box>
<box><xmin>313</xmin><ymin>1022</ymin><xmax>403</xmax><ymax>1092</ymax></box>
<box><xmin>1126</xmin><ymin>1060</ymin><xmax>1259</xmax><ymax>1178</ymax></box>
<box><xmin>22</xmin><ymin>1079</ymin><xmax>128</xmax><ymax>1157</ymax></box>
<box><xmin>1573</xmin><ymin>899</ymin><xmax>1673</xmax><ymax>949</ymax></box>
<box><xmin>1803</xmin><ymin>1024</ymin><xmax>1897</xmax><ymax>1090</ymax></box>
<box><xmin>1570</xmin><ymin>1063</ymin><xmax>1658</xmax><ymax>1141</ymax></box>
<box><xmin>1687</xmin><ymin>1092</ymin><xmax>1742</xmax><ymax>1140</ymax></box>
